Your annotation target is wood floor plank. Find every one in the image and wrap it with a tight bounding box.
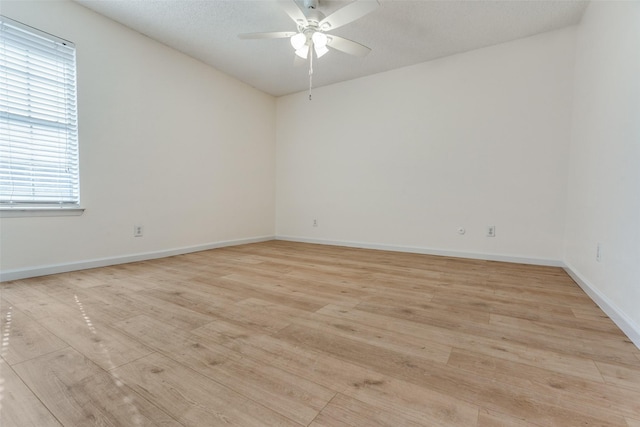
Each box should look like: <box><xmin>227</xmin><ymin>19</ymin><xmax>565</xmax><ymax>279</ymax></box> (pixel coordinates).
<box><xmin>279</xmin><ymin>270</ymin><xmax>376</xmax><ymax>297</ymax></box>
<box><xmin>626</xmin><ymin>417</ymin><xmax>640</xmax><ymax>427</ymax></box>
<box><xmin>476</xmin><ymin>408</ymin><xmax>535</xmax><ymax>426</ymax></box>
<box><xmin>0</xmin><ymin>360</ymin><xmax>62</xmax><ymax>427</ymax></box>
<box><xmin>309</xmin><ymin>393</ymin><xmax>428</xmax><ymax>427</ymax></box>
<box><xmin>29</xmin><ymin>282</ymin><xmax>150</xmax><ymax>325</ymax></box>
<box><xmin>223</xmin><ymin>273</ymin><xmax>341</xmax><ymax>310</ymax></box>
<box><xmin>116</xmin><ymin>311</ymin><xmax>328</xmax><ymax>422</ymax></box>
<box><xmin>488</xmin><ymin>313</ymin><xmax>640</xmax><ymax>365</ymax></box>
<box><xmin>572</xmin><ymin>303</ymin><xmax>615</xmax><ymax>321</ymax></box>
<box><xmin>140</xmin><ymin>286</ymin><xmax>240</xmax><ymax>318</ymax></box>
<box><xmin>316</xmin><ymin>303</ymin><xmax>606</xmax><ymax>383</ymax></box>
<box><xmin>274</xmin><ymin>322</ymin><xmax>626</xmax><ymax>426</ymax></box>
<box><xmin>111</xmin><ymin>352</ymin><xmax>302</xmax><ymax>426</ymax></box>
<box><xmin>1</xmin><ymin>279</ymin><xmax>58</xmax><ymax>306</ymax></box>
<box><xmin>13</xmin><ymin>296</ymin><xmax>81</xmax><ymax>321</ymax></box>
<box><xmin>0</xmin><ymin>301</ymin><xmax>67</xmax><ymax>365</ymax></box>
<box><xmin>447</xmin><ymin>348</ymin><xmax>640</xmax><ymax>421</ymax></box>
<box><xmin>341</xmin><ymin>371</ymin><xmax>480</xmax><ymax>425</ymax></box>
<box><xmin>193</xmin><ymin>275</ymin><xmax>326</xmax><ymax>312</ymax></box>
<box><xmin>195</xmin><ymin>318</ymin><xmax>472</xmax><ymax>426</ymax></box>
<box><xmin>196</xmin><ymin>297</ymin><xmax>293</xmax><ymax>334</ymax></box>
<box><xmin>429</xmin><ymin>287</ymin><xmax>577</xmax><ymax>322</ymax></box>
<box><xmin>117</xmin><ymin>290</ymin><xmax>216</xmax><ymax>331</ymax></box>
<box><xmin>12</xmin><ymin>347</ymin><xmax>181</xmax><ymax>427</ymax></box>
<box><xmin>192</xmin><ymin>319</ymin><xmax>391</xmax><ymax>393</ymax></box>
<box><xmin>596</xmin><ymin>361</ymin><xmax>640</xmax><ymax>393</ymax></box>
<box><xmin>296</xmin><ymin>312</ymin><xmax>452</xmax><ymax>364</ymax></box>
<box><xmin>249</xmin><ymin>273</ymin><xmax>365</xmax><ymax>307</ymax></box>
<box><xmin>113</xmin><ymin>314</ymin><xmax>200</xmax><ymax>352</ymax></box>
<box><xmin>34</xmin><ymin>300</ymin><xmax>154</xmax><ymax>370</ymax></box>
<box><xmin>357</xmin><ymin>297</ymin><xmax>491</xmax><ymax>329</ymax></box>
<box><xmin>191</xmin><ymin>350</ymin><xmax>336</xmax><ymax>425</ymax></box>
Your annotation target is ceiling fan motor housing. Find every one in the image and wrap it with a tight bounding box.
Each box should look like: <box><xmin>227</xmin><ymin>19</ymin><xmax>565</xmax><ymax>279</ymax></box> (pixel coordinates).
<box><xmin>303</xmin><ymin>0</ymin><xmax>319</xmax><ymax>10</ymax></box>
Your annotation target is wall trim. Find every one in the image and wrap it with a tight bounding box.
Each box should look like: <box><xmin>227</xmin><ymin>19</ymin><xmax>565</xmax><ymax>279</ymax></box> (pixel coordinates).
<box><xmin>0</xmin><ymin>235</ymin><xmax>275</xmax><ymax>282</ymax></box>
<box><xmin>275</xmin><ymin>235</ymin><xmax>564</xmax><ymax>267</ymax></box>
<box><xmin>563</xmin><ymin>262</ymin><xmax>640</xmax><ymax>350</ymax></box>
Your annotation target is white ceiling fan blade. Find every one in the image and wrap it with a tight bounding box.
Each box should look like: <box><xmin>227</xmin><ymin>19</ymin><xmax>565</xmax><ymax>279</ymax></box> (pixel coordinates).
<box><xmin>326</xmin><ymin>35</ymin><xmax>371</xmax><ymax>57</ymax></box>
<box><xmin>319</xmin><ymin>0</ymin><xmax>379</xmax><ymax>31</ymax></box>
<box><xmin>238</xmin><ymin>31</ymin><xmax>297</xmax><ymax>40</ymax></box>
<box><xmin>279</xmin><ymin>0</ymin><xmax>308</xmax><ymax>27</ymax></box>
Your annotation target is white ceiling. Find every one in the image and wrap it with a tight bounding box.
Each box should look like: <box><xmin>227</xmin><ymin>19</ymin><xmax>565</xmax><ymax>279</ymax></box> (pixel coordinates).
<box><xmin>74</xmin><ymin>0</ymin><xmax>588</xmax><ymax>97</ymax></box>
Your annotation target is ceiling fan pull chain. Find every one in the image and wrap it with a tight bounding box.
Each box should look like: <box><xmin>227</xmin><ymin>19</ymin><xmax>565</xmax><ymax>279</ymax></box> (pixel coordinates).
<box><xmin>308</xmin><ymin>52</ymin><xmax>314</xmax><ymax>101</ymax></box>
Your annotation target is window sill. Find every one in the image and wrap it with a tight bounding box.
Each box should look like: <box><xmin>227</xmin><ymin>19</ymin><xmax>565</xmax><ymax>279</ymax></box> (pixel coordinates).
<box><xmin>0</xmin><ymin>207</ymin><xmax>85</xmax><ymax>218</ymax></box>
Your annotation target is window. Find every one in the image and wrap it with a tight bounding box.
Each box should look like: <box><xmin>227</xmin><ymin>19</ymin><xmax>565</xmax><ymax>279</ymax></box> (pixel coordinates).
<box><xmin>0</xmin><ymin>16</ymin><xmax>79</xmax><ymax>210</ymax></box>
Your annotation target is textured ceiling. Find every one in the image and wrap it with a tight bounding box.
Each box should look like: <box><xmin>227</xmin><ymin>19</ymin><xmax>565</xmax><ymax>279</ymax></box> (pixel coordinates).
<box><xmin>74</xmin><ymin>0</ymin><xmax>588</xmax><ymax>97</ymax></box>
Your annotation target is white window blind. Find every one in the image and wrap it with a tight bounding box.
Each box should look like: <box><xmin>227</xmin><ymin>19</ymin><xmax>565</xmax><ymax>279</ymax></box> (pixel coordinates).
<box><xmin>0</xmin><ymin>16</ymin><xmax>79</xmax><ymax>207</ymax></box>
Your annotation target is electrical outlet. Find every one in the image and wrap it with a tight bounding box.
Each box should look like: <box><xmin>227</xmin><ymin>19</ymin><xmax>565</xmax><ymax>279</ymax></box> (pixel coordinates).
<box><xmin>313</xmin><ymin>219</ymin><xmax>318</xmax><ymax>227</ymax></box>
<box><xmin>134</xmin><ymin>225</ymin><xmax>143</xmax><ymax>237</ymax></box>
<box><xmin>486</xmin><ymin>226</ymin><xmax>496</xmax><ymax>237</ymax></box>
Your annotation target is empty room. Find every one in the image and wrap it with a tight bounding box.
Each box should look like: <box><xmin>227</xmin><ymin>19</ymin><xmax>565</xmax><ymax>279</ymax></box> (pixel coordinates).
<box><xmin>1</xmin><ymin>0</ymin><xmax>639</xmax><ymax>425</ymax></box>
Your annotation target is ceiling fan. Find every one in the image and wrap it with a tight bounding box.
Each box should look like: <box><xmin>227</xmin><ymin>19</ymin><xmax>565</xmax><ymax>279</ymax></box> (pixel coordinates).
<box><xmin>238</xmin><ymin>0</ymin><xmax>380</xmax><ymax>60</ymax></box>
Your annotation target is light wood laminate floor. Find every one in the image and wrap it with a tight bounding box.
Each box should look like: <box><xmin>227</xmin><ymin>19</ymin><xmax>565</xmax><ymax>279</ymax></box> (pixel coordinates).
<box><xmin>1</xmin><ymin>241</ymin><xmax>639</xmax><ymax>426</ymax></box>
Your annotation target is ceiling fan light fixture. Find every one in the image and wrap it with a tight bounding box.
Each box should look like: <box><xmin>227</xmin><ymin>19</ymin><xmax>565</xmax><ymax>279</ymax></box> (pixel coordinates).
<box><xmin>290</xmin><ymin>32</ymin><xmax>307</xmax><ymax>50</ymax></box>
<box><xmin>295</xmin><ymin>45</ymin><xmax>310</xmax><ymax>59</ymax></box>
<box><xmin>314</xmin><ymin>43</ymin><xmax>329</xmax><ymax>58</ymax></box>
<box><xmin>311</xmin><ymin>31</ymin><xmax>328</xmax><ymax>48</ymax></box>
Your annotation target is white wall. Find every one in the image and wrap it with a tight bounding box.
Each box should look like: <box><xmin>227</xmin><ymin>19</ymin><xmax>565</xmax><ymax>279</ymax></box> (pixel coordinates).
<box><xmin>0</xmin><ymin>1</ymin><xmax>276</xmax><ymax>277</ymax></box>
<box><xmin>564</xmin><ymin>1</ymin><xmax>640</xmax><ymax>343</ymax></box>
<box><xmin>276</xmin><ymin>28</ymin><xmax>576</xmax><ymax>264</ymax></box>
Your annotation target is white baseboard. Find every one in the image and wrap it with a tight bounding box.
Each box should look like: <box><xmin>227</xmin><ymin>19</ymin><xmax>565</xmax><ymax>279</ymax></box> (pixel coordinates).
<box><xmin>275</xmin><ymin>235</ymin><xmax>564</xmax><ymax>267</ymax></box>
<box><xmin>563</xmin><ymin>263</ymin><xmax>640</xmax><ymax>350</ymax></box>
<box><xmin>0</xmin><ymin>235</ymin><xmax>275</xmax><ymax>282</ymax></box>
